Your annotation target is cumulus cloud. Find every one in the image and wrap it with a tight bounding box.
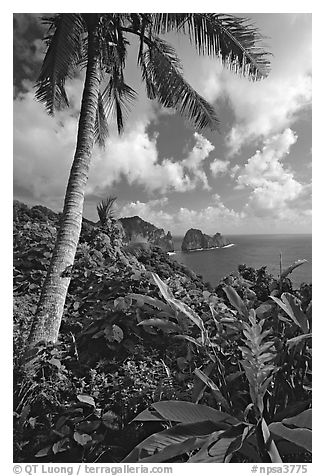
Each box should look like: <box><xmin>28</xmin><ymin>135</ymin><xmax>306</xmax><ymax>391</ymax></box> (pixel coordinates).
<box><xmin>118</xmin><ymin>198</ymin><xmax>173</xmax><ymax>229</ymax></box>
<box><xmin>13</xmin><ymin>81</ymin><xmax>216</xmax><ymax>209</ymax></box>
<box><xmin>88</xmin><ymin>129</ymin><xmax>214</xmax><ymax>195</ymax></box>
<box><xmin>197</xmin><ymin>14</ymin><xmax>312</xmax><ymax>155</ymax></box>
<box><xmin>210</xmin><ymin>158</ymin><xmax>230</xmax><ymax>176</ymax></box>
<box><xmin>236</xmin><ymin>129</ymin><xmax>309</xmax><ymax>218</ymax></box>
<box><xmin>180</xmin><ymin>132</ymin><xmax>215</xmax><ymax>190</ymax></box>
<box><xmin>13</xmin><ymin>14</ymin><xmax>46</xmax><ymax>94</ymax></box>
<box><xmin>118</xmin><ymin>195</ymin><xmax>244</xmax><ymax>235</ymax></box>
<box><xmin>224</xmin><ymin>75</ymin><xmax>311</xmax><ymax>156</ymax></box>
<box><xmin>13</xmin><ymin>89</ymin><xmax>78</xmax><ymax>209</ymax></box>
<box><xmin>116</xmin><ymin>190</ymin><xmax>311</xmax><ymax>236</ymax></box>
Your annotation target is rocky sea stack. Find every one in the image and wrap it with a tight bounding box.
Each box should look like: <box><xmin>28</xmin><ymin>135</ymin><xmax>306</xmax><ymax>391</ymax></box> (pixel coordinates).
<box><xmin>119</xmin><ymin>216</ymin><xmax>174</xmax><ymax>252</ymax></box>
<box><xmin>181</xmin><ymin>228</ymin><xmax>230</xmax><ymax>252</ymax></box>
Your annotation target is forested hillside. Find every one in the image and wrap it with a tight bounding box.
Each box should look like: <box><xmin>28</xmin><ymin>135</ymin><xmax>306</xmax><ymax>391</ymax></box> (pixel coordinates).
<box><xmin>13</xmin><ymin>201</ymin><xmax>312</xmax><ymax>463</ymax></box>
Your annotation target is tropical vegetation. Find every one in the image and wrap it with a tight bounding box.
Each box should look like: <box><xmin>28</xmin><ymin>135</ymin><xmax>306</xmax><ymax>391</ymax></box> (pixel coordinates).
<box><xmin>13</xmin><ymin>201</ymin><xmax>311</xmax><ymax>463</ymax></box>
<box><xmin>28</xmin><ymin>13</ymin><xmax>270</xmax><ymax>350</ymax></box>
<box><xmin>14</xmin><ymin>12</ymin><xmax>311</xmax><ymax>465</ymax></box>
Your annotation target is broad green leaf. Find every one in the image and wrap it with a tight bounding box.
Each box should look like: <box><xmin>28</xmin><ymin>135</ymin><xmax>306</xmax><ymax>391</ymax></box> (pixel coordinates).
<box><xmin>171</xmin><ymin>298</ymin><xmax>206</xmax><ymax>332</ymax></box>
<box><xmin>223</xmin><ymin>285</ymin><xmax>248</xmax><ymax>318</ymax></box>
<box><xmin>280</xmin><ymin>259</ymin><xmax>307</xmax><ymax>279</ymax></box>
<box><xmin>269</xmin><ymin>423</ymin><xmax>311</xmax><ymax>453</ymax></box>
<box><xmin>238</xmin><ymin>435</ymin><xmax>262</xmax><ymax>462</ymax></box>
<box><xmin>287</xmin><ymin>333</ymin><xmax>312</xmax><ymax>350</ymax></box>
<box><xmin>194</xmin><ymin>368</ymin><xmax>230</xmax><ymax>411</ymax></box>
<box><xmin>138</xmin><ymin>437</ymin><xmax>198</xmax><ymax>462</ymax></box>
<box><xmin>151</xmin><ymin>272</ymin><xmax>175</xmax><ymax>302</ymax></box>
<box><xmin>260</xmin><ymin>418</ymin><xmax>282</xmax><ymax>463</ymax></box>
<box><xmin>129</xmin><ymin>293</ymin><xmax>171</xmax><ymax>312</ymax></box>
<box><xmin>224</xmin><ymin>425</ymin><xmax>255</xmax><ymax>462</ymax></box>
<box><xmin>270</xmin><ymin>295</ymin><xmax>295</xmax><ymax>321</ymax></box>
<box><xmin>187</xmin><ymin>431</ymin><xmax>234</xmax><ymax>462</ymax></box>
<box><xmin>122</xmin><ymin>421</ymin><xmax>224</xmax><ymax>462</ymax></box>
<box><xmin>137</xmin><ymin>318</ymin><xmax>181</xmax><ymax>333</ymax></box>
<box><xmin>174</xmin><ymin>334</ymin><xmax>203</xmax><ymax>347</ymax></box>
<box><xmin>73</xmin><ymin>431</ymin><xmax>92</xmax><ymax>446</ymax></box>
<box><xmin>192</xmin><ymin>362</ymin><xmax>215</xmax><ymax>403</ymax></box>
<box><xmin>104</xmin><ymin>324</ymin><xmax>124</xmax><ymax>342</ymax></box>
<box><xmin>194</xmin><ymin>422</ymin><xmax>253</xmax><ymax>463</ymax></box>
<box><xmin>281</xmin><ymin>409</ymin><xmax>312</xmax><ymax>430</ymax></box>
<box><xmin>35</xmin><ymin>445</ymin><xmax>52</xmax><ymax>458</ymax></box>
<box><xmin>255</xmin><ymin>302</ymin><xmax>273</xmax><ymax>319</ymax></box>
<box><xmin>114</xmin><ymin>297</ymin><xmax>129</xmax><ymax>311</ymax></box>
<box><xmin>274</xmin><ymin>438</ymin><xmax>310</xmax><ymax>456</ymax></box>
<box><xmin>281</xmin><ymin>293</ymin><xmax>309</xmax><ymax>333</ymax></box>
<box><xmin>273</xmin><ymin>402</ymin><xmax>311</xmax><ymax>422</ymax></box>
<box><xmin>77</xmin><ymin>394</ymin><xmax>95</xmax><ymax>407</ymax></box>
<box><xmin>48</xmin><ymin>357</ymin><xmax>62</xmax><ymax>369</ymax></box>
<box><xmin>151</xmin><ymin>272</ymin><xmax>205</xmax><ymax>332</ymax></box>
<box><xmin>52</xmin><ymin>437</ymin><xmax>69</xmax><ymax>454</ymax></box>
<box><xmin>132</xmin><ymin>401</ymin><xmax>238</xmax><ymax>425</ymax></box>
<box><xmin>270</xmin><ymin>294</ymin><xmax>308</xmax><ymax>333</ymax></box>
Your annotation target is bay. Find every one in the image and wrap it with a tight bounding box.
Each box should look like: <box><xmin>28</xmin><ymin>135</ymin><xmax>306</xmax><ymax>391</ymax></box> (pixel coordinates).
<box><xmin>170</xmin><ymin>234</ymin><xmax>312</xmax><ymax>288</ymax></box>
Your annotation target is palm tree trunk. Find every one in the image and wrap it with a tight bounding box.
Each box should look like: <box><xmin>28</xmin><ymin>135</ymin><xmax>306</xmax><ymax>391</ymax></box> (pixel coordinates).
<box><xmin>27</xmin><ymin>27</ymin><xmax>101</xmax><ymax>348</ymax></box>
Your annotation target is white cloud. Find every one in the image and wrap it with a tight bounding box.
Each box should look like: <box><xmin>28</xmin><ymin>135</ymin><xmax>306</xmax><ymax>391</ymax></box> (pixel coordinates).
<box><xmin>230</xmin><ymin>164</ymin><xmax>240</xmax><ymax>178</ymax></box>
<box><xmin>88</xmin><ymin>129</ymin><xmax>214</xmax><ymax>195</ymax></box>
<box><xmin>210</xmin><ymin>158</ymin><xmax>230</xmax><ymax>176</ymax></box>
<box><xmin>236</xmin><ymin>129</ymin><xmax>309</xmax><ymax>218</ymax></box>
<box><xmin>119</xmin><ymin>198</ymin><xmax>173</xmax><ymax>230</ymax></box>
<box><xmin>180</xmin><ymin>132</ymin><xmax>214</xmax><ymax>190</ymax></box>
<box><xmin>182</xmin><ymin>132</ymin><xmax>215</xmax><ymax>170</ymax></box>
<box><xmin>118</xmin><ymin>195</ymin><xmax>244</xmax><ymax>235</ymax></box>
<box><xmin>116</xmin><ymin>189</ymin><xmax>311</xmax><ymax>236</ymax></box>
<box><xmin>13</xmin><ymin>89</ymin><xmax>78</xmax><ymax>206</ymax></box>
<box><xmin>13</xmin><ymin>81</ymin><xmax>216</xmax><ymax>208</ymax></box>
<box><xmin>224</xmin><ymin>75</ymin><xmax>311</xmax><ymax>156</ymax></box>
<box><xmin>196</xmin><ymin>14</ymin><xmax>312</xmax><ymax>155</ymax></box>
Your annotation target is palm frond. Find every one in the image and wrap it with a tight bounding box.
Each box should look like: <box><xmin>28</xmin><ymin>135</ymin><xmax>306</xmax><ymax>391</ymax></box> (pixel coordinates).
<box><xmin>35</xmin><ymin>14</ymin><xmax>86</xmax><ymax>114</ymax></box>
<box><xmin>97</xmin><ymin>16</ymin><xmax>137</xmax><ymax>134</ymax></box>
<box><xmin>140</xmin><ymin>36</ymin><xmax>220</xmax><ymax>131</ymax></box>
<box><xmin>102</xmin><ymin>70</ymin><xmax>137</xmax><ymax>134</ymax></box>
<box><xmin>151</xmin><ymin>13</ymin><xmax>271</xmax><ymax>80</ymax></box>
<box><xmin>97</xmin><ymin>196</ymin><xmax>117</xmax><ymax>226</ymax></box>
<box><xmin>94</xmin><ymin>92</ymin><xmax>109</xmax><ymax>147</ymax></box>
<box><xmin>150</xmin><ymin>13</ymin><xmax>188</xmax><ymax>34</ymax></box>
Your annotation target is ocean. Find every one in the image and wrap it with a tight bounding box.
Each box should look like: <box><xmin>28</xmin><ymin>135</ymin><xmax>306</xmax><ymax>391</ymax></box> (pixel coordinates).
<box><xmin>170</xmin><ymin>234</ymin><xmax>312</xmax><ymax>288</ymax></box>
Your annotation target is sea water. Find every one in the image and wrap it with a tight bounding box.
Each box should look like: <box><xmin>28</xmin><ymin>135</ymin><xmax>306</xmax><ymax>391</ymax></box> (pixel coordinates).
<box><xmin>170</xmin><ymin>234</ymin><xmax>312</xmax><ymax>288</ymax></box>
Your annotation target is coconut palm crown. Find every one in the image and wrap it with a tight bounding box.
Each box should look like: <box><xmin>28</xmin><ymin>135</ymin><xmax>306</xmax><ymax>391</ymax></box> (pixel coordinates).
<box><xmin>27</xmin><ymin>13</ymin><xmax>270</xmax><ymax>349</ymax></box>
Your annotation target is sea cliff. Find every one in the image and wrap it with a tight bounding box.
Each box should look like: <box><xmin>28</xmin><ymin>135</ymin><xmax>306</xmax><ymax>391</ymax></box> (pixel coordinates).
<box><xmin>119</xmin><ymin>216</ymin><xmax>174</xmax><ymax>252</ymax></box>
<box><xmin>181</xmin><ymin>228</ymin><xmax>230</xmax><ymax>252</ymax></box>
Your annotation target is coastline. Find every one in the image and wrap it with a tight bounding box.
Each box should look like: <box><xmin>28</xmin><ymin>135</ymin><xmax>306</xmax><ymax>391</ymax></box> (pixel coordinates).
<box><xmin>181</xmin><ymin>243</ymin><xmax>235</xmax><ymax>253</ymax></box>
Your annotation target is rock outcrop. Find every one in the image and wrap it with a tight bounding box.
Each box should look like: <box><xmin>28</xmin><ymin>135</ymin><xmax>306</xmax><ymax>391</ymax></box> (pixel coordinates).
<box><xmin>181</xmin><ymin>228</ymin><xmax>230</xmax><ymax>252</ymax></box>
<box><xmin>119</xmin><ymin>216</ymin><xmax>174</xmax><ymax>252</ymax></box>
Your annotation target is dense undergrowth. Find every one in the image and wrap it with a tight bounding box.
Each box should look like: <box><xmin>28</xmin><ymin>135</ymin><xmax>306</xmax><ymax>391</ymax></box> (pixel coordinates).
<box><xmin>13</xmin><ymin>201</ymin><xmax>312</xmax><ymax>463</ymax></box>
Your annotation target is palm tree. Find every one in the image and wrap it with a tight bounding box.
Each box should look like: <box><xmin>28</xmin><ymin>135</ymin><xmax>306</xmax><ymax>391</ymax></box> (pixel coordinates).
<box><xmin>97</xmin><ymin>195</ymin><xmax>117</xmax><ymax>227</ymax></box>
<box><xmin>27</xmin><ymin>13</ymin><xmax>270</xmax><ymax>348</ymax></box>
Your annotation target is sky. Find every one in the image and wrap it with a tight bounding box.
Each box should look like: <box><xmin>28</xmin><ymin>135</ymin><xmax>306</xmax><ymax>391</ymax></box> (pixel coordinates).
<box><xmin>13</xmin><ymin>12</ymin><xmax>312</xmax><ymax>235</ymax></box>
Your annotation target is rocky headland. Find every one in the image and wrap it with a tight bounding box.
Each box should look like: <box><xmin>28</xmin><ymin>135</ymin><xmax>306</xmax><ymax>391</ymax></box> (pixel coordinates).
<box><xmin>119</xmin><ymin>216</ymin><xmax>174</xmax><ymax>252</ymax></box>
<box><xmin>181</xmin><ymin>228</ymin><xmax>230</xmax><ymax>252</ymax></box>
